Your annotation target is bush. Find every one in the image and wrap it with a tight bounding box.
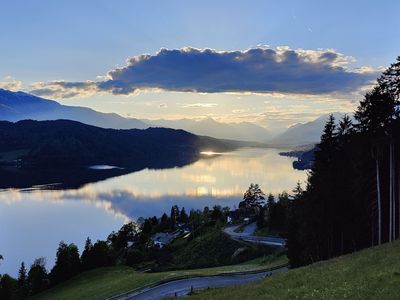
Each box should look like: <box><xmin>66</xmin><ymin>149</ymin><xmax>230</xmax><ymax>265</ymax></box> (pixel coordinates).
<box><xmin>126</xmin><ymin>249</ymin><xmax>146</xmax><ymax>266</ymax></box>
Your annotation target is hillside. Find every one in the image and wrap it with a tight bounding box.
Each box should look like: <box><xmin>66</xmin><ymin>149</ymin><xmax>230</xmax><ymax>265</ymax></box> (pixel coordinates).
<box><xmin>192</xmin><ymin>240</ymin><xmax>400</xmax><ymax>299</ymax></box>
<box><xmin>0</xmin><ymin>89</ymin><xmax>148</xmax><ymax>129</ymax></box>
<box><xmin>0</xmin><ymin>120</ymin><xmax>243</xmax><ymax>170</ymax></box>
<box><xmin>30</xmin><ymin>256</ymin><xmax>287</xmax><ymax>300</ymax></box>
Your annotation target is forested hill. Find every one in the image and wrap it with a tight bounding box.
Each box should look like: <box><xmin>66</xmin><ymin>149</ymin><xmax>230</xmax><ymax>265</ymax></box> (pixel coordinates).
<box><xmin>0</xmin><ymin>119</ymin><xmax>243</xmax><ymax>169</ymax></box>
<box><xmin>287</xmin><ymin>56</ymin><xmax>400</xmax><ymax>268</ymax></box>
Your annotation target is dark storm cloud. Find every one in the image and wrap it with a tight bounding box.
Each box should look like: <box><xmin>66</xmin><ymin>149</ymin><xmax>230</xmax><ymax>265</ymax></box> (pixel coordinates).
<box><xmin>30</xmin><ymin>47</ymin><xmax>378</xmax><ymax>98</ymax></box>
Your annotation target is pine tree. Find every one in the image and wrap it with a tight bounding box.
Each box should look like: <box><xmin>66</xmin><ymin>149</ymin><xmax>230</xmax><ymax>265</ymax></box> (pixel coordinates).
<box><xmin>355</xmin><ymin>57</ymin><xmax>400</xmax><ymax>133</ymax></box>
<box><xmin>267</xmin><ymin>193</ymin><xmax>275</xmax><ymax>210</ymax></box>
<box><xmin>17</xmin><ymin>262</ymin><xmax>28</xmax><ymax>298</ymax></box>
<box><xmin>239</xmin><ymin>183</ymin><xmax>265</xmax><ymax>209</ymax></box>
<box><xmin>170</xmin><ymin>205</ymin><xmax>180</xmax><ymax>229</ymax></box>
<box><xmin>81</xmin><ymin>237</ymin><xmax>94</xmax><ymax>271</ymax></box>
<box><xmin>179</xmin><ymin>207</ymin><xmax>189</xmax><ymax>223</ymax></box>
<box><xmin>28</xmin><ymin>258</ymin><xmax>48</xmax><ymax>295</ymax></box>
<box><xmin>50</xmin><ymin>242</ymin><xmax>81</xmax><ymax>285</ymax></box>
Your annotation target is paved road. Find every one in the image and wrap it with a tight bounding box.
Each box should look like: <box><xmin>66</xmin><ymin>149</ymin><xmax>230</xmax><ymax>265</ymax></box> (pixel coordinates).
<box><xmin>118</xmin><ymin>267</ymin><xmax>288</xmax><ymax>300</ymax></box>
<box><xmin>223</xmin><ymin>223</ymin><xmax>287</xmax><ymax>247</ymax></box>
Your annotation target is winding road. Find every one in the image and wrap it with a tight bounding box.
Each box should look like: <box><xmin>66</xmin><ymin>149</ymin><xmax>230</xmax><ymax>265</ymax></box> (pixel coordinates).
<box><xmin>113</xmin><ymin>266</ymin><xmax>288</xmax><ymax>300</ymax></box>
<box><xmin>110</xmin><ymin>222</ymin><xmax>287</xmax><ymax>300</ymax></box>
<box><xmin>223</xmin><ymin>222</ymin><xmax>287</xmax><ymax>247</ymax></box>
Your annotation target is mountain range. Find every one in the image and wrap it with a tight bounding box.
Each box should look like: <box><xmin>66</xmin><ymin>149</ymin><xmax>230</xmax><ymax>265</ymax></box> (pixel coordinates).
<box><xmin>0</xmin><ymin>89</ymin><xmax>349</xmax><ymax>146</ymax></box>
<box><xmin>269</xmin><ymin>112</ymin><xmax>347</xmax><ymax>146</ymax></box>
<box><xmin>143</xmin><ymin>118</ymin><xmax>272</xmax><ymax>142</ymax></box>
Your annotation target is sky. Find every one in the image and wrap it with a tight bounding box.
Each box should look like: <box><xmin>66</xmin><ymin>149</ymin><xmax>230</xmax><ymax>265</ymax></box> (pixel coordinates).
<box><xmin>0</xmin><ymin>0</ymin><xmax>399</xmax><ymax>131</ymax></box>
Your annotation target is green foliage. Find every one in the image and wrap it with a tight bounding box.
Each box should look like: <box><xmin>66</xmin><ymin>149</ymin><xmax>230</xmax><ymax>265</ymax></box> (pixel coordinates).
<box><xmin>210</xmin><ymin>205</ymin><xmax>225</xmax><ymax>222</ymax></box>
<box><xmin>50</xmin><ymin>242</ymin><xmax>81</xmax><ymax>285</ymax></box>
<box><xmin>125</xmin><ymin>249</ymin><xmax>146</xmax><ymax>266</ymax></box>
<box><xmin>80</xmin><ymin>237</ymin><xmax>94</xmax><ymax>271</ymax></box>
<box><xmin>170</xmin><ymin>205</ymin><xmax>179</xmax><ymax>229</ymax></box>
<box><xmin>355</xmin><ymin>57</ymin><xmax>400</xmax><ymax>134</ymax></box>
<box><xmin>16</xmin><ymin>262</ymin><xmax>28</xmax><ymax>298</ymax></box>
<box><xmin>28</xmin><ymin>258</ymin><xmax>49</xmax><ymax>295</ymax></box>
<box><xmin>178</xmin><ymin>207</ymin><xmax>189</xmax><ymax>223</ymax></box>
<box><xmin>0</xmin><ymin>274</ymin><xmax>17</xmax><ymax>300</ymax></box>
<box><xmin>172</xmin><ymin>226</ymin><xmax>249</xmax><ymax>269</ymax></box>
<box><xmin>239</xmin><ymin>183</ymin><xmax>265</xmax><ymax>209</ymax></box>
<box><xmin>255</xmin><ymin>190</ymin><xmax>294</xmax><ymax>238</ymax></box>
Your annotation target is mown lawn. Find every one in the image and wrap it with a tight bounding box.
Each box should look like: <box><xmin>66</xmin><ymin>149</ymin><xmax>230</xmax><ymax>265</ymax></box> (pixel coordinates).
<box><xmin>191</xmin><ymin>240</ymin><xmax>400</xmax><ymax>299</ymax></box>
<box><xmin>31</xmin><ymin>255</ymin><xmax>287</xmax><ymax>300</ymax></box>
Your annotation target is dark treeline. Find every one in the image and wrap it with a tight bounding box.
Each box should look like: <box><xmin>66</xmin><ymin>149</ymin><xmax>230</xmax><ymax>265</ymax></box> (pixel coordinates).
<box><xmin>287</xmin><ymin>57</ymin><xmax>400</xmax><ymax>267</ymax></box>
<box><xmin>255</xmin><ymin>190</ymin><xmax>299</xmax><ymax>238</ymax></box>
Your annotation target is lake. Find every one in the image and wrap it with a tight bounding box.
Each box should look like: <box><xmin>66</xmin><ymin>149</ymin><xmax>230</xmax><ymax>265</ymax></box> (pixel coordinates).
<box><xmin>0</xmin><ymin>148</ymin><xmax>306</xmax><ymax>276</ymax></box>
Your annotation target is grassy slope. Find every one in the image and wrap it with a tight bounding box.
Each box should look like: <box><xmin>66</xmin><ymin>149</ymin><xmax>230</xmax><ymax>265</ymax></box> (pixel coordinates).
<box><xmin>31</xmin><ymin>256</ymin><xmax>287</xmax><ymax>300</ymax></box>
<box><xmin>191</xmin><ymin>240</ymin><xmax>400</xmax><ymax>299</ymax></box>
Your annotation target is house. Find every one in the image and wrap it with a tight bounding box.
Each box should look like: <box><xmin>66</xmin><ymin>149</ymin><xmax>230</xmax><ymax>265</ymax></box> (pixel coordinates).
<box><xmin>176</xmin><ymin>223</ymin><xmax>193</xmax><ymax>234</ymax></box>
<box><xmin>150</xmin><ymin>232</ymin><xmax>176</xmax><ymax>248</ymax></box>
<box><xmin>227</xmin><ymin>209</ymin><xmax>257</xmax><ymax>224</ymax></box>
<box><xmin>227</xmin><ymin>210</ymin><xmax>240</xmax><ymax>224</ymax></box>
<box><xmin>148</xmin><ymin>223</ymin><xmax>193</xmax><ymax>248</ymax></box>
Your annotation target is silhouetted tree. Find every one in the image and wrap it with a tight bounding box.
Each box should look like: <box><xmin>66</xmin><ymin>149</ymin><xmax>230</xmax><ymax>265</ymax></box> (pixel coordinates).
<box><xmin>108</xmin><ymin>222</ymin><xmax>138</xmax><ymax>253</ymax></box>
<box><xmin>28</xmin><ymin>258</ymin><xmax>48</xmax><ymax>295</ymax></box>
<box><xmin>142</xmin><ymin>219</ymin><xmax>153</xmax><ymax>235</ymax></box>
<box><xmin>189</xmin><ymin>209</ymin><xmax>202</xmax><ymax>231</ymax></box>
<box><xmin>91</xmin><ymin>241</ymin><xmax>111</xmax><ymax>268</ymax></box>
<box><xmin>211</xmin><ymin>205</ymin><xmax>224</xmax><ymax>222</ymax></box>
<box><xmin>178</xmin><ymin>207</ymin><xmax>189</xmax><ymax>223</ymax></box>
<box><xmin>266</xmin><ymin>193</ymin><xmax>275</xmax><ymax>211</ymax></box>
<box><xmin>80</xmin><ymin>237</ymin><xmax>94</xmax><ymax>271</ymax></box>
<box><xmin>239</xmin><ymin>184</ymin><xmax>265</xmax><ymax>209</ymax></box>
<box><xmin>0</xmin><ymin>274</ymin><xmax>17</xmax><ymax>300</ymax></box>
<box><xmin>16</xmin><ymin>262</ymin><xmax>28</xmax><ymax>298</ymax></box>
<box><xmin>50</xmin><ymin>242</ymin><xmax>80</xmax><ymax>285</ymax></box>
<box><xmin>170</xmin><ymin>205</ymin><xmax>180</xmax><ymax>229</ymax></box>
<box><xmin>159</xmin><ymin>213</ymin><xmax>170</xmax><ymax>231</ymax></box>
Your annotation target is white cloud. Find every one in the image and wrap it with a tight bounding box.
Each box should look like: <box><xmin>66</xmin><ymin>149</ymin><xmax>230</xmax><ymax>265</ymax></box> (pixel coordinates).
<box><xmin>181</xmin><ymin>103</ymin><xmax>218</xmax><ymax>108</ymax></box>
<box><xmin>0</xmin><ymin>77</ymin><xmax>22</xmax><ymax>91</ymax></box>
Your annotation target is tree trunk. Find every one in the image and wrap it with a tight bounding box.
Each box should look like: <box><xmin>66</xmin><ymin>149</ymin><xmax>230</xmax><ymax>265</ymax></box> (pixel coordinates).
<box><xmin>391</xmin><ymin>142</ymin><xmax>396</xmax><ymax>240</ymax></box>
<box><xmin>376</xmin><ymin>156</ymin><xmax>382</xmax><ymax>245</ymax></box>
<box><xmin>398</xmin><ymin>143</ymin><xmax>400</xmax><ymax>239</ymax></box>
<box><xmin>390</xmin><ymin>142</ymin><xmax>394</xmax><ymax>242</ymax></box>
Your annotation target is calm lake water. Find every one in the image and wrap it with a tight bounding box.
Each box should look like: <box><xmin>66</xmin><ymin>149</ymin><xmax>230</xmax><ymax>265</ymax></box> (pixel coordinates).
<box><xmin>0</xmin><ymin>148</ymin><xmax>306</xmax><ymax>276</ymax></box>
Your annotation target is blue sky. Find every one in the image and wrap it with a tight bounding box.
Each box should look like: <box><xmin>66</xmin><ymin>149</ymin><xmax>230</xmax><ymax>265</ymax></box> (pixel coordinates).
<box><xmin>1</xmin><ymin>0</ymin><xmax>399</xmax><ymax>130</ymax></box>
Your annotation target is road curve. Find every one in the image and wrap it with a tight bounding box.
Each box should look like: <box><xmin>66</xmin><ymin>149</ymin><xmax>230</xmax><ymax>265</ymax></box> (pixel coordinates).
<box><xmin>116</xmin><ymin>266</ymin><xmax>288</xmax><ymax>300</ymax></box>
<box><xmin>223</xmin><ymin>223</ymin><xmax>287</xmax><ymax>247</ymax></box>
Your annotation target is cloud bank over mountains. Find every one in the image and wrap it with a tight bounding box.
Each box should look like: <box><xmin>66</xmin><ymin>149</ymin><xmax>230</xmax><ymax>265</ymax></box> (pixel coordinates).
<box><xmin>29</xmin><ymin>46</ymin><xmax>378</xmax><ymax>99</ymax></box>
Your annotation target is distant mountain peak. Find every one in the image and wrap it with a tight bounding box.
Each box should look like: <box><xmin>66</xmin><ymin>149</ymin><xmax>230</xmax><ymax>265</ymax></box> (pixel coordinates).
<box><xmin>269</xmin><ymin>112</ymin><xmax>352</xmax><ymax>146</ymax></box>
<box><xmin>0</xmin><ymin>89</ymin><xmax>148</xmax><ymax>129</ymax></box>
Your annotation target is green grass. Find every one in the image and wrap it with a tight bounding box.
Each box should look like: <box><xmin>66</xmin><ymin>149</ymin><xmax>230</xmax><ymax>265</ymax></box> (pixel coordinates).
<box><xmin>31</xmin><ymin>255</ymin><xmax>287</xmax><ymax>300</ymax></box>
<box><xmin>191</xmin><ymin>240</ymin><xmax>400</xmax><ymax>299</ymax></box>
